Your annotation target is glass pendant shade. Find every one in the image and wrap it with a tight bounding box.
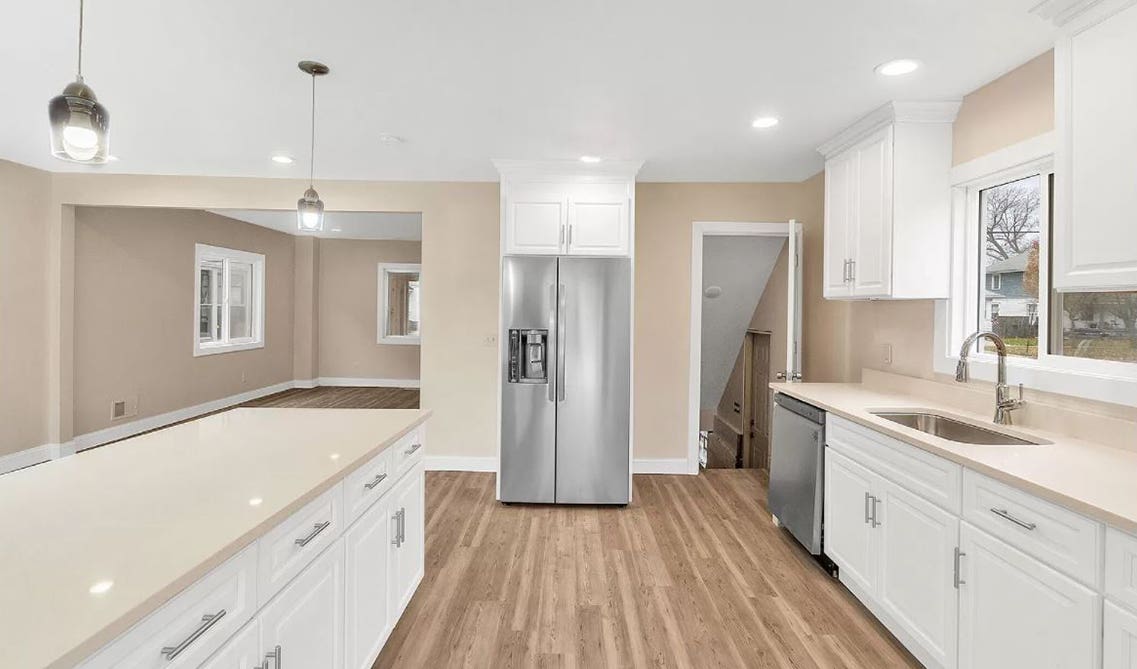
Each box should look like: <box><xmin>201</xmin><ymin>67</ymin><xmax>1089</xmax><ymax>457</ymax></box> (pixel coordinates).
<box><xmin>297</xmin><ymin>187</ymin><xmax>325</xmax><ymax>232</ymax></box>
<box><xmin>49</xmin><ymin>78</ymin><xmax>109</xmax><ymax>163</ymax></box>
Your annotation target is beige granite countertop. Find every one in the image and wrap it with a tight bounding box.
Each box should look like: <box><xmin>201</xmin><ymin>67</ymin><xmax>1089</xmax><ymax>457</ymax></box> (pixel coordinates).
<box><xmin>770</xmin><ymin>381</ymin><xmax>1137</xmax><ymax>535</ymax></box>
<box><xmin>0</xmin><ymin>407</ymin><xmax>430</xmax><ymax>669</ymax></box>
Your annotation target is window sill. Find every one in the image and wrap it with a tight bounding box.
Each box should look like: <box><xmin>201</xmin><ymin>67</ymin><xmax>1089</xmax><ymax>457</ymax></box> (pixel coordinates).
<box><xmin>194</xmin><ymin>341</ymin><xmax>265</xmax><ymax>357</ymax></box>
<box><xmin>377</xmin><ymin>336</ymin><xmax>421</xmax><ymax>346</ymax></box>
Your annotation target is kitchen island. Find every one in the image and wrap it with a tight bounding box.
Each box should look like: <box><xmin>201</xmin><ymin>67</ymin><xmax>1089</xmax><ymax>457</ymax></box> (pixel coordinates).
<box><xmin>0</xmin><ymin>407</ymin><xmax>429</xmax><ymax>669</ymax></box>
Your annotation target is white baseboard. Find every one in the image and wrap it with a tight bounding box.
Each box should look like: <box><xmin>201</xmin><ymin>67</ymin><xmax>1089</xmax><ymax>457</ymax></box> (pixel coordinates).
<box><xmin>293</xmin><ymin>378</ymin><xmax>318</xmax><ymax>389</ymax></box>
<box><xmin>72</xmin><ymin>380</ymin><xmax>298</xmax><ymax>452</ymax></box>
<box><xmin>425</xmin><ymin>456</ymin><xmax>497</xmax><ymax>472</ymax></box>
<box><xmin>317</xmin><ymin>377</ymin><xmax>421</xmax><ymax>388</ymax></box>
<box><xmin>0</xmin><ymin>442</ymin><xmax>75</xmax><ymax>475</ymax></box>
<box><xmin>633</xmin><ymin>458</ymin><xmax>691</xmax><ymax>475</ymax></box>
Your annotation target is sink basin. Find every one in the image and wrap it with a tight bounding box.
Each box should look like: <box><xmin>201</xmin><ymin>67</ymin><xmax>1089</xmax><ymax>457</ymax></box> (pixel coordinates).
<box><xmin>870</xmin><ymin>411</ymin><xmax>1049</xmax><ymax>446</ymax></box>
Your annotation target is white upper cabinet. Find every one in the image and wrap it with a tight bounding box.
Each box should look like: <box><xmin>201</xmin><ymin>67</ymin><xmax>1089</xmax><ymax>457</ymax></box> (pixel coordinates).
<box><xmin>496</xmin><ymin>160</ymin><xmax>641</xmax><ymax>258</ymax></box>
<box><xmin>819</xmin><ymin>101</ymin><xmax>958</xmax><ymax>300</ymax></box>
<box><xmin>1053</xmin><ymin>0</ymin><xmax>1137</xmax><ymax>291</ymax></box>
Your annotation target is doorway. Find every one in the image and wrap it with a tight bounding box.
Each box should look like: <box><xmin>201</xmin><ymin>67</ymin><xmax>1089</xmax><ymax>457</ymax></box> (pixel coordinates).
<box><xmin>688</xmin><ymin>221</ymin><xmax>802</xmax><ymax>474</ymax></box>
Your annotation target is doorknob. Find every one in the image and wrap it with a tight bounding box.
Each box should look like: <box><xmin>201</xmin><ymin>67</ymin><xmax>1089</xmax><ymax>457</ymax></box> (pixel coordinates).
<box><xmin>775</xmin><ymin>371</ymin><xmax>786</xmax><ymax>380</ymax></box>
<box><xmin>790</xmin><ymin>372</ymin><xmax>803</xmax><ymax>381</ymax></box>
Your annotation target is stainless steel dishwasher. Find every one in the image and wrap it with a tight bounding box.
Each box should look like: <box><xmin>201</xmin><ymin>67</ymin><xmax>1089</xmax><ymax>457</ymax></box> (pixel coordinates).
<box><xmin>769</xmin><ymin>392</ymin><xmax>826</xmax><ymax>556</ymax></box>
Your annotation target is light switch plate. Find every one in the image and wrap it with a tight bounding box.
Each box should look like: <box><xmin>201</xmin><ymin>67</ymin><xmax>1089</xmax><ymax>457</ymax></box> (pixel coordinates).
<box><xmin>882</xmin><ymin>343</ymin><xmax>893</xmax><ymax>365</ymax></box>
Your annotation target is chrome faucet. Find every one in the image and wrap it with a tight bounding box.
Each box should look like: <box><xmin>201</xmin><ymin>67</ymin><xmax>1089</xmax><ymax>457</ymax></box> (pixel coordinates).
<box><xmin>955</xmin><ymin>331</ymin><xmax>1025</xmax><ymax>425</ymax></box>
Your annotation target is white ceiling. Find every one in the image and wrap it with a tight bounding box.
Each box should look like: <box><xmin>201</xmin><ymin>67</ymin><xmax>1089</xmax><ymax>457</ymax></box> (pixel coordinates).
<box><xmin>207</xmin><ymin>210</ymin><xmax>422</xmax><ymax>240</ymax></box>
<box><xmin>2</xmin><ymin>0</ymin><xmax>1055</xmax><ymax>182</ymax></box>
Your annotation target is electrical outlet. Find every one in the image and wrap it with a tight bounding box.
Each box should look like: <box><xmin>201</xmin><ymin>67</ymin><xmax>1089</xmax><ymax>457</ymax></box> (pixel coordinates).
<box><xmin>483</xmin><ymin>334</ymin><xmax>497</xmax><ymax>347</ymax></box>
<box><xmin>882</xmin><ymin>343</ymin><xmax>893</xmax><ymax>365</ymax></box>
<box><xmin>111</xmin><ymin>395</ymin><xmax>139</xmax><ymax>421</ymax></box>
<box><xmin>241</xmin><ymin>371</ymin><xmax>248</xmax><ymax>384</ymax></box>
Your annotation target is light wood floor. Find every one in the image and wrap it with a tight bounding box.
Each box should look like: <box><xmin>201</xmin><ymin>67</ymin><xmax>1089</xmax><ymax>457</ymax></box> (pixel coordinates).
<box><xmin>241</xmin><ymin>386</ymin><xmax>420</xmax><ymax>409</ymax></box>
<box><xmin>375</xmin><ymin>470</ymin><xmax>919</xmax><ymax>669</ymax></box>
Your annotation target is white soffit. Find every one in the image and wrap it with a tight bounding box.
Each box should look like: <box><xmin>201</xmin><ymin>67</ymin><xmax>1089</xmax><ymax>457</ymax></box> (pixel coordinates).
<box><xmin>207</xmin><ymin>210</ymin><xmax>422</xmax><ymax>240</ymax></box>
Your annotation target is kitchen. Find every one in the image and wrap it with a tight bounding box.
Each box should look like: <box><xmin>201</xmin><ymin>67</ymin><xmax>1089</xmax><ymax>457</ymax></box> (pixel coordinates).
<box><xmin>2</xmin><ymin>1</ymin><xmax>1136</xmax><ymax>668</ymax></box>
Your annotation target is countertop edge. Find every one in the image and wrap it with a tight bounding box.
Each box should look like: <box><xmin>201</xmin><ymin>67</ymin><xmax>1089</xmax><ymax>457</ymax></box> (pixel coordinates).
<box><xmin>49</xmin><ymin>409</ymin><xmax>432</xmax><ymax>669</ymax></box>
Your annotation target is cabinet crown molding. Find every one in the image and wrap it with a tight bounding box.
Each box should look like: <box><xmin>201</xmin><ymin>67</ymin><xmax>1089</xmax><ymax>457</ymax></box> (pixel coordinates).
<box><xmin>817</xmin><ymin>100</ymin><xmax>961</xmax><ymax>160</ymax></box>
<box><xmin>1033</xmin><ymin>0</ymin><xmax>1137</xmax><ymax>27</ymax></box>
<box><xmin>492</xmin><ymin>159</ymin><xmax>643</xmax><ymax>182</ymax></box>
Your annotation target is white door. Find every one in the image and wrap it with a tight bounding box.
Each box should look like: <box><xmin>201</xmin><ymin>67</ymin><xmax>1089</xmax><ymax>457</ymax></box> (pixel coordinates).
<box><xmin>344</xmin><ymin>498</ymin><xmax>395</xmax><ymax>669</ymax></box>
<box><xmin>259</xmin><ymin>539</ymin><xmax>346</xmax><ymax>669</ymax></box>
<box><xmin>823</xmin><ymin>153</ymin><xmax>855</xmax><ymax>298</ymax></box>
<box><xmin>200</xmin><ymin>620</ymin><xmax>261</xmax><ymax>669</ymax></box>
<box><xmin>1105</xmin><ymin>601</ymin><xmax>1137</xmax><ymax>669</ymax></box>
<box><xmin>786</xmin><ymin>221</ymin><xmax>803</xmax><ymax>380</ymax></box>
<box><xmin>505</xmin><ymin>183</ymin><xmax>566</xmax><ymax>255</ymax></box>
<box><xmin>851</xmin><ymin>126</ymin><xmax>893</xmax><ymax>297</ymax></box>
<box><xmin>566</xmin><ymin>183</ymin><xmax>629</xmax><ymax>256</ymax></box>
<box><xmin>958</xmin><ymin>523</ymin><xmax>1099</xmax><ymax>669</ymax></box>
<box><xmin>876</xmin><ymin>479</ymin><xmax>960</xmax><ymax>669</ymax></box>
<box><xmin>390</xmin><ymin>465</ymin><xmax>425</xmax><ymax>618</ymax></box>
<box><xmin>824</xmin><ymin>448</ymin><xmax>879</xmax><ymax>596</ymax></box>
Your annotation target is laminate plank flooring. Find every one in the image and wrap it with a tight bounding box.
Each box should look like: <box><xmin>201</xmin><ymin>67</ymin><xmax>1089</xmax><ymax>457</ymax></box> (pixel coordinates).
<box><xmin>375</xmin><ymin>470</ymin><xmax>919</xmax><ymax>669</ymax></box>
<box><xmin>240</xmin><ymin>385</ymin><xmax>420</xmax><ymax>409</ymax></box>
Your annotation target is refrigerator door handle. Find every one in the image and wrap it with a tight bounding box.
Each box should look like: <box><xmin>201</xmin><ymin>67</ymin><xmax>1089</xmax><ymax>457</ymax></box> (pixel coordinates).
<box><xmin>548</xmin><ymin>283</ymin><xmax>557</xmax><ymax>402</ymax></box>
<box><xmin>556</xmin><ymin>283</ymin><xmax>566</xmax><ymax>401</ymax></box>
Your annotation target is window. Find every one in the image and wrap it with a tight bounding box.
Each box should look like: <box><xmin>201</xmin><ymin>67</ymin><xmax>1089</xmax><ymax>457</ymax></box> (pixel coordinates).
<box><xmin>938</xmin><ymin>145</ymin><xmax>1137</xmax><ymax>404</ymax></box>
<box><xmin>194</xmin><ymin>244</ymin><xmax>265</xmax><ymax>356</ymax></box>
<box><xmin>378</xmin><ymin>263</ymin><xmax>421</xmax><ymax>344</ymax></box>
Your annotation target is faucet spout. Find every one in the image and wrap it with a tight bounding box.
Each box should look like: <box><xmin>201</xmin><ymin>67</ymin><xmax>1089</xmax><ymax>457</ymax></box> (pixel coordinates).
<box><xmin>955</xmin><ymin>330</ymin><xmax>1023</xmax><ymax>425</ymax></box>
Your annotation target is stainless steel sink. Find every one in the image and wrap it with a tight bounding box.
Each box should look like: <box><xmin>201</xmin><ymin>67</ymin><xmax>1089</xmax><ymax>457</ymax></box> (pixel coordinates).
<box><xmin>870</xmin><ymin>411</ymin><xmax>1049</xmax><ymax>446</ymax></box>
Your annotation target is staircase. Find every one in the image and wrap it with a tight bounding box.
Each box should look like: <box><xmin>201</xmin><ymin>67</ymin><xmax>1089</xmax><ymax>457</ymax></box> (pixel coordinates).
<box><xmin>705</xmin><ymin>414</ymin><xmax>743</xmax><ymax>469</ymax></box>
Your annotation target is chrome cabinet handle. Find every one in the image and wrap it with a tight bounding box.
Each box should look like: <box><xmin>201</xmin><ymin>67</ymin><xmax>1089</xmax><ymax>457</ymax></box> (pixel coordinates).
<box><xmin>404</xmin><ymin>443</ymin><xmax>422</xmax><ymax>456</ymax></box>
<box><xmin>843</xmin><ymin>259</ymin><xmax>850</xmax><ymax>283</ymax></box>
<box><xmin>399</xmin><ymin>506</ymin><xmax>407</xmax><ymax>545</ymax></box>
<box><xmin>870</xmin><ymin>495</ymin><xmax>881</xmax><ymax>528</ymax></box>
<box><xmin>567</xmin><ymin>224</ymin><xmax>573</xmax><ymax>246</ymax></box>
<box><xmin>391</xmin><ymin>509</ymin><xmax>402</xmax><ymax>546</ymax></box>
<box><xmin>261</xmin><ymin>644</ymin><xmax>281</xmax><ymax>669</ymax></box>
<box><xmin>559</xmin><ymin>223</ymin><xmax>565</xmax><ymax>247</ymax></box>
<box><xmin>990</xmin><ymin>507</ymin><xmax>1036</xmax><ymax>531</ymax></box>
<box><xmin>954</xmin><ymin>547</ymin><xmax>965</xmax><ymax>588</ymax></box>
<box><xmin>364</xmin><ymin>472</ymin><xmax>388</xmax><ymax>490</ymax></box>
<box><xmin>294</xmin><ymin>520</ymin><xmax>331</xmax><ymax>547</ymax></box>
<box><xmin>864</xmin><ymin>492</ymin><xmax>872</xmax><ymax>524</ymax></box>
<box><xmin>160</xmin><ymin>609</ymin><xmax>226</xmax><ymax>660</ymax></box>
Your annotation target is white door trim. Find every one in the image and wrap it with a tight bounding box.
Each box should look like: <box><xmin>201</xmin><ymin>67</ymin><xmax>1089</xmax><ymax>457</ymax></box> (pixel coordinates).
<box><xmin>687</xmin><ymin>221</ymin><xmax>796</xmax><ymax>475</ymax></box>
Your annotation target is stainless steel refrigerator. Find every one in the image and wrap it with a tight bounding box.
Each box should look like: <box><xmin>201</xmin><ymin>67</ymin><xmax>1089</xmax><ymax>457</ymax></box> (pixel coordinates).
<box><xmin>500</xmin><ymin>256</ymin><xmax>631</xmax><ymax>505</ymax></box>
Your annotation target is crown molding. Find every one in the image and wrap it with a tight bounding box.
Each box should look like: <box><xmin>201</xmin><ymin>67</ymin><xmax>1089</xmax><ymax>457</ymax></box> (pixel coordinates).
<box><xmin>1032</xmin><ymin>0</ymin><xmax>1137</xmax><ymax>27</ymax></box>
<box><xmin>816</xmin><ymin>100</ymin><xmax>962</xmax><ymax>160</ymax></box>
<box><xmin>492</xmin><ymin>159</ymin><xmax>644</xmax><ymax>182</ymax></box>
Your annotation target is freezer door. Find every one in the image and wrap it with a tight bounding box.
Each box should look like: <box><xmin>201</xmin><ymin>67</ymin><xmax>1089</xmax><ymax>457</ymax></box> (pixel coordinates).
<box><xmin>500</xmin><ymin>256</ymin><xmax>558</xmax><ymax>503</ymax></box>
<box><xmin>555</xmin><ymin>257</ymin><xmax>631</xmax><ymax>504</ymax></box>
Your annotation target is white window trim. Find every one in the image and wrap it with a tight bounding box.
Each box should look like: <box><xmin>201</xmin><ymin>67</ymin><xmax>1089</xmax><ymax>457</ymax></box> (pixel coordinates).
<box><xmin>934</xmin><ymin>133</ymin><xmax>1137</xmax><ymax>406</ymax></box>
<box><xmin>378</xmin><ymin>262</ymin><xmax>422</xmax><ymax>345</ymax></box>
<box><xmin>193</xmin><ymin>243</ymin><xmax>266</xmax><ymax>357</ymax></box>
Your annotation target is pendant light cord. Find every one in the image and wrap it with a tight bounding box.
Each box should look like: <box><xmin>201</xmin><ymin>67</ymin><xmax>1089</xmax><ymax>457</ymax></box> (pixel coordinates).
<box><xmin>77</xmin><ymin>0</ymin><xmax>84</xmax><ymax>78</ymax></box>
<box><xmin>309</xmin><ymin>73</ymin><xmax>316</xmax><ymax>187</ymax></box>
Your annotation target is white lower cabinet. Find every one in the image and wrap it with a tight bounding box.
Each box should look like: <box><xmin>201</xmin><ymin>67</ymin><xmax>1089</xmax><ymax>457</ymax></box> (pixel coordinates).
<box><xmin>200</xmin><ymin>621</ymin><xmax>260</xmax><ymax>669</ymax></box>
<box><xmin>958</xmin><ymin>522</ymin><xmax>1099</xmax><ymax>669</ymax></box>
<box><xmin>824</xmin><ymin>448</ymin><xmax>880</xmax><ymax>595</ymax></box>
<box><xmin>1105</xmin><ymin>600</ymin><xmax>1137</xmax><ymax>669</ymax></box>
<box><xmin>344</xmin><ymin>496</ymin><xmax>395</xmax><ymax>669</ymax></box>
<box><xmin>259</xmin><ymin>538</ymin><xmax>346</xmax><ymax>669</ymax></box>
<box><xmin>390</xmin><ymin>464</ymin><xmax>426</xmax><ymax>618</ymax></box>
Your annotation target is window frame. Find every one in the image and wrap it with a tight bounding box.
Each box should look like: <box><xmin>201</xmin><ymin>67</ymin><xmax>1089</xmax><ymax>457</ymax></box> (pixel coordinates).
<box><xmin>934</xmin><ymin>135</ymin><xmax>1137</xmax><ymax>406</ymax></box>
<box><xmin>193</xmin><ymin>243</ymin><xmax>266</xmax><ymax>357</ymax></box>
<box><xmin>377</xmin><ymin>262</ymin><xmax>422</xmax><ymax>345</ymax></box>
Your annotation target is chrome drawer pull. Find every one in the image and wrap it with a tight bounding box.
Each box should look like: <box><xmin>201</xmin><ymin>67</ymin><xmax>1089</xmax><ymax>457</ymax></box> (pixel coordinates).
<box><xmin>864</xmin><ymin>492</ymin><xmax>872</xmax><ymax>524</ymax></box>
<box><xmin>364</xmin><ymin>472</ymin><xmax>388</xmax><ymax>490</ymax></box>
<box><xmin>953</xmin><ymin>547</ymin><xmax>965</xmax><ymax>588</ymax></box>
<box><xmin>990</xmin><ymin>507</ymin><xmax>1037</xmax><ymax>531</ymax></box>
<box><xmin>261</xmin><ymin>644</ymin><xmax>281</xmax><ymax>669</ymax></box>
<box><xmin>391</xmin><ymin>509</ymin><xmax>404</xmax><ymax>547</ymax></box>
<box><xmin>160</xmin><ymin>608</ymin><xmax>226</xmax><ymax>660</ymax></box>
<box><xmin>294</xmin><ymin>520</ymin><xmax>331</xmax><ymax>547</ymax></box>
<box><xmin>404</xmin><ymin>443</ymin><xmax>422</xmax><ymax>456</ymax></box>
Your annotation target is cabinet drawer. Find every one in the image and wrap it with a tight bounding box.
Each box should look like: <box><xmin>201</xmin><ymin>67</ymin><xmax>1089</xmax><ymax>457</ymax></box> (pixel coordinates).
<box><xmin>391</xmin><ymin>426</ymin><xmax>425</xmax><ymax>479</ymax></box>
<box><xmin>344</xmin><ymin>447</ymin><xmax>394</xmax><ymax>524</ymax></box>
<box><xmin>80</xmin><ymin>543</ymin><xmax>258</xmax><ymax>669</ymax></box>
<box><xmin>1106</xmin><ymin>527</ymin><xmax>1137</xmax><ymax>611</ymax></box>
<box><xmin>826</xmin><ymin>415</ymin><xmax>961</xmax><ymax>513</ymax></box>
<box><xmin>257</xmin><ymin>483</ymin><xmax>344</xmax><ymax>607</ymax></box>
<box><xmin>961</xmin><ymin>470</ymin><xmax>1103</xmax><ymax>587</ymax></box>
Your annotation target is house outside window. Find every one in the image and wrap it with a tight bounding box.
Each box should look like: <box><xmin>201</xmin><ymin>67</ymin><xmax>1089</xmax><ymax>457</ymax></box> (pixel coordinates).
<box><xmin>195</xmin><ymin>244</ymin><xmax>265</xmax><ymax>356</ymax></box>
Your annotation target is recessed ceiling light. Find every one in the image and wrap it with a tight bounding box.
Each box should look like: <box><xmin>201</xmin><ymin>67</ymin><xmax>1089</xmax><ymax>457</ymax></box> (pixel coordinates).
<box><xmin>330</xmin><ymin>453</ymin><xmax>340</xmax><ymax>461</ymax></box>
<box><xmin>377</xmin><ymin>134</ymin><xmax>405</xmax><ymax>144</ymax></box>
<box><xmin>89</xmin><ymin>580</ymin><xmax>114</xmax><ymax>595</ymax></box>
<box><xmin>271</xmin><ymin>155</ymin><xmax>294</xmax><ymax>164</ymax></box>
<box><xmin>248</xmin><ymin>497</ymin><xmax>263</xmax><ymax>506</ymax></box>
<box><xmin>751</xmin><ymin>117</ymin><xmax>779</xmax><ymax>129</ymax></box>
<box><xmin>579</xmin><ymin>155</ymin><xmax>602</xmax><ymax>164</ymax></box>
<box><xmin>875</xmin><ymin>59</ymin><xmax>921</xmax><ymax>77</ymax></box>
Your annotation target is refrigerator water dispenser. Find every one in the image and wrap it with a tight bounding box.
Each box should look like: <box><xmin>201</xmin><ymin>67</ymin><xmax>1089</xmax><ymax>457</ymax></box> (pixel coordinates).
<box><xmin>508</xmin><ymin>329</ymin><xmax>548</xmax><ymax>383</ymax></box>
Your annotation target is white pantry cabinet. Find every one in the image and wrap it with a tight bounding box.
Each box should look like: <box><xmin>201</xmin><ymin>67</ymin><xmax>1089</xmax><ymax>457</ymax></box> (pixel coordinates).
<box><xmin>1053</xmin><ymin>0</ymin><xmax>1137</xmax><ymax>291</ymax></box>
<box><xmin>818</xmin><ymin>101</ymin><xmax>959</xmax><ymax>300</ymax></box>
<box><xmin>496</xmin><ymin>160</ymin><xmax>641</xmax><ymax>258</ymax></box>
<box><xmin>1105</xmin><ymin>600</ymin><xmax>1137</xmax><ymax>669</ymax></box>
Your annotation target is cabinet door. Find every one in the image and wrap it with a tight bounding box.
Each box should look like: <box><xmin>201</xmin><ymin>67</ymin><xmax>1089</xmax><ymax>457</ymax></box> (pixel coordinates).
<box><xmin>344</xmin><ymin>498</ymin><xmax>395</xmax><ymax>669</ymax></box>
<box><xmin>824</xmin><ymin>153</ymin><xmax>855</xmax><ymax>298</ymax></box>
<box><xmin>566</xmin><ymin>183</ymin><xmax>629</xmax><ymax>256</ymax></box>
<box><xmin>851</xmin><ymin>126</ymin><xmax>893</xmax><ymax>297</ymax></box>
<box><xmin>505</xmin><ymin>183</ymin><xmax>566</xmax><ymax>255</ymax></box>
<box><xmin>259</xmin><ymin>539</ymin><xmax>345</xmax><ymax>669</ymax></box>
<box><xmin>200</xmin><ymin>620</ymin><xmax>261</xmax><ymax>669</ymax></box>
<box><xmin>390</xmin><ymin>465</ymin><xmax>426</xmax><ymax>618</ymax></box>
<box><xmin>1105</xmin><ymin>600</ymin><xmax>1137</xmax><ymax>669</ymax></box>
<box><xmin>823</xmin><ymin>447</ymin><xmax>878</xmax><ymax>596</ymax></box>
<box><xmin>876</xmin><ymin>479</ymin><xmax>959</xmax><ymax>669</ymax></box>
<box><xmin>1054</xmin><ymin>2</ymin><xmax>1137</xmax><ymax>290</ymax></box>
<box><xmin>958</xmin><ymin>523</ymin><xmax>1099</xmax><ymax>669</ymax></box>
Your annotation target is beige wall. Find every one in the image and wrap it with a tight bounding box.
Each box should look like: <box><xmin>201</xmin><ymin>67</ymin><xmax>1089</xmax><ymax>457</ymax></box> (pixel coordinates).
<box><xmin>634</xmin><ymin>176</ymin><xmax>849</xmax><ymax>461</ymax></box>
<box><xmin>318</xmin><ymin>239</ymin><xmax>421</xmax><ymax>380</ymax></box>
<box><xmin>292</xmin><ymin>237</ymin><xmax>320</xmax><ymax>381</ymax></box>
<box><xmin>0</xmin><ymin>161</ymin><xmax>53</xmax><ymax>457</ymax></box>
<box><xmin>73</xmin><ymin>208</ymin><xmax>296</xmax><ymax>435</ymax></box>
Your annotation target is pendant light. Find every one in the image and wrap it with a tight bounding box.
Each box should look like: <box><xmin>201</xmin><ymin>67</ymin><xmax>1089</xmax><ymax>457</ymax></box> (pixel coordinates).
<box><xmin>297</xmin><ymin>60</ymin><xmax>329</xmax><ymax>232</ymax></box>
<box><xmin>49</xmin><ymin>0</ymin><xmax>109</xmax><ymax>163</ymax></box>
